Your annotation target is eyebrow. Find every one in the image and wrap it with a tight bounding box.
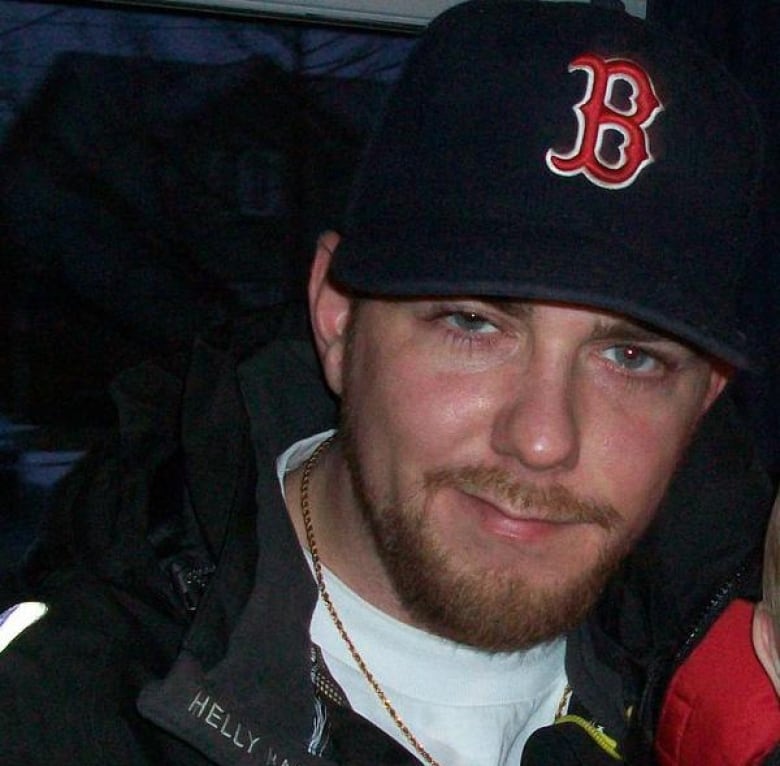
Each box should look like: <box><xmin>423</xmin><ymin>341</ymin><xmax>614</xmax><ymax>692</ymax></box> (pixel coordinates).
<box><xmin>587</xmin><ymin>318</ymin><xmax>669</xmax><ymax>344</ymax></box>
<box><xmin>489</xmin><ymin>300</ymin><xmax>534</xmax><ymax>320</ymax></box>
<box><xmin>483</xmin><ymin>299</ymin><xmax>684</xmax><ymax>347</ymax></box>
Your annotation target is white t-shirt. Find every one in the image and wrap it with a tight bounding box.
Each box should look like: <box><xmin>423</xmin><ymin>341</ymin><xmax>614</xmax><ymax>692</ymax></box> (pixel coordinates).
<box><xmin>277</xmin><ymin>432</ymin><xmax>569</xmax><ymax>766</ymax></box>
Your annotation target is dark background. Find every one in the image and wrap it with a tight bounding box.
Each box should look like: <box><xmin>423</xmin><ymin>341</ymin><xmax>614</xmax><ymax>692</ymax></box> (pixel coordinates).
<box><xmin>0</xmin><ymin>0</ymin><xmax>777</xmax><ymax>566</ymax></box>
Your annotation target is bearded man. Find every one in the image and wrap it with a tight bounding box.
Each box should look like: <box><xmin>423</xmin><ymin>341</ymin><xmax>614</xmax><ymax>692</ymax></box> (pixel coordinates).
<box><xmin>0</xmin><ymin>2</ymin><xmax>773</xmax><ymax>765</ymax></box>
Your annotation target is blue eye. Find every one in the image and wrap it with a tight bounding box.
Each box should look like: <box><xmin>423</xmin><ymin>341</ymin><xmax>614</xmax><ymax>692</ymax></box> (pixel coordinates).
<box><xmin>602</xmin><ymin>345</ymin><xmax>660</xmax><ymax>373</ymax></box>
<box><xmin>445</xmin><ymin>312</ymin><xmax>499</xmax><ymax>335</ymax></box>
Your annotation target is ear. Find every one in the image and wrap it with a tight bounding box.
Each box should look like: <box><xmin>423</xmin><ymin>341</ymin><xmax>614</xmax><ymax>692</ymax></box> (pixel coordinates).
<box><xmin>701</xmin><ymin>365</ymin><xmax>731</xmax><ymax>413</ymax></box>
<box><xmin>753</xmin><ymin>603</ymin><xmax>780</xmax><ymax>696</ymax></box>
<box><xmin>308</xmin><ymin>231</ymin><xmax>353</xmax><ymax>396</ymax></box>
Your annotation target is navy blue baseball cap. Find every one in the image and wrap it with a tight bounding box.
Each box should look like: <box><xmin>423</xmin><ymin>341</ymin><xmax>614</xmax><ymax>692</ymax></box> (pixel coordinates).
<box><xmin>331</xmin><ymin>0</ymin><xmax>764</xmax><ymax>368</ymax></box>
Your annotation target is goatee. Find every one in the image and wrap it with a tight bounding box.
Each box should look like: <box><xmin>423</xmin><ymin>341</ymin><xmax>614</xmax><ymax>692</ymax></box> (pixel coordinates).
<box><xmin>341</xmin><ymin>430</ymin><xmax>627</xmax><ymax>651</ymax></box>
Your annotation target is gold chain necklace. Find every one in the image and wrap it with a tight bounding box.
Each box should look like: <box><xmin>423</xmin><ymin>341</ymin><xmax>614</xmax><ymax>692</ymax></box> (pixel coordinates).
<box><xmin>300</xmin><ymin>436</ymin><xmax>571</xmax><ymax>766</ymax></box>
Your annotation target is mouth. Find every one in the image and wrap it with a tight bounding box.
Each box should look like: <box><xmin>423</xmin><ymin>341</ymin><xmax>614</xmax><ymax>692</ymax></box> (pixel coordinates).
<box><xmin>423</xmin><ymin>465</ymin><xmax>620</xmax><ymax>545</ymax></box>
<box><xmin>461</xmin><ymin>490</ymin><xmax>588</xmax><ymax>542</ymax></box>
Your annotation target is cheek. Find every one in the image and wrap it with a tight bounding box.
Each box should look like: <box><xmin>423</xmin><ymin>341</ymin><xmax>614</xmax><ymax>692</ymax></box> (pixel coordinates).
<box><xmin>356</xmin><ymin>367</ymin><xmax>476</xmax><ymax>449</ymax></box>
<box><xmin>590</xmin><ymin>392</ymin><xmax>704</xmax><ymax>533</ymax></box>
<box><xmin>344</xmin><ymin>337</ymin><xmax>492</xmax><ymax>477</ymax></box>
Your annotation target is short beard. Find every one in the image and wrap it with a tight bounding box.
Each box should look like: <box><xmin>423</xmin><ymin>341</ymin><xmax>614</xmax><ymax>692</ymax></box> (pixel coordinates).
<box><xmin>338</xmin><ymin>320</ymin><xmax>626</xmax><ymax>650</ymax></box>
<box><xmin>343</xmin><ymin>442</ymin><xmax>625</xmax><ymax>652</ymax></box>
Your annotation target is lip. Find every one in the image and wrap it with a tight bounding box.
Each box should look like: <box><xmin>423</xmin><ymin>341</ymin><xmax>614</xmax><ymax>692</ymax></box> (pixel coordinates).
<box><xmin>457</xmin><ymin>490</ymin><xmax>582</xmax><ymax>543</ymax></box>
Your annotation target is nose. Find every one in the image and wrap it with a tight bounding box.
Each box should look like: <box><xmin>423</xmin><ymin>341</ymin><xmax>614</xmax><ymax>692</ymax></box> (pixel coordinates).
<box><xmin>490</xmin><ymin>353</ymin><xmax>580</xmax><ymax>472</ymax></box>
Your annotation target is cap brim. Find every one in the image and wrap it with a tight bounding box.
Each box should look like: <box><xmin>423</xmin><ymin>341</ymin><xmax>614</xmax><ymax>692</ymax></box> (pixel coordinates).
<box><xmin>331</xmin><ymin>227</ymin><xmax>751</xmax><ymax>369</ymax></box>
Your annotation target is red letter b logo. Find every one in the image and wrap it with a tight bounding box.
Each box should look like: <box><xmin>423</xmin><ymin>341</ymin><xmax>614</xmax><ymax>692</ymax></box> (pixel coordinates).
<box><xmin>546</xmin><ymin>54</ymin><xmax>663</xmax><ymax>189</ymax></box>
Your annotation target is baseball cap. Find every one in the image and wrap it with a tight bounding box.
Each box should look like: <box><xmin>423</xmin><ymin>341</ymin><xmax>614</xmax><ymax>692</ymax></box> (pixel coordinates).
<box><xmin>331</xmin><ymin>0</ymin><xmax>765</xmax><ymax>368</ymax></box>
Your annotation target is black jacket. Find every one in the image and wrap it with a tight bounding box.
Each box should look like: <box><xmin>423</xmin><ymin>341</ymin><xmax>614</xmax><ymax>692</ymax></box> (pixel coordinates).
<box><xmin>0</xmin><ymin>309</ymin><xmax>773</xmax><ymax>765</ymax></box>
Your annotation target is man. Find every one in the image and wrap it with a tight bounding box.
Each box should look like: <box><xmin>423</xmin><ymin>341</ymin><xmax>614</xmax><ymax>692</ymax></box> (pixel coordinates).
<box><xmin>0</xmin><ymin>1</ymin><xmax>774</xmax><ymax>764</ymax></box>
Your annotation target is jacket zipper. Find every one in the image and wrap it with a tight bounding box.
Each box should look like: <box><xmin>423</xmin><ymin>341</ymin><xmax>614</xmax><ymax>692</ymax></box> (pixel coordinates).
<box><xmin>638</xmin><ymin>561</ymin><xmax>753</xmax><ymax>736</ymax></box>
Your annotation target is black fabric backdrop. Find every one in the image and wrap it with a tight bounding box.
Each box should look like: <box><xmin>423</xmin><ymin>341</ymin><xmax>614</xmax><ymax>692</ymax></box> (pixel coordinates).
<box><xmin>0</xmin><ymin>50</ymin><xmax>389</xmax><ymax>424</ymax></box>
<box><xmin>0</xmin><ymin>0</ymin><xmax>776</xmax><ymax>481</ymax></box>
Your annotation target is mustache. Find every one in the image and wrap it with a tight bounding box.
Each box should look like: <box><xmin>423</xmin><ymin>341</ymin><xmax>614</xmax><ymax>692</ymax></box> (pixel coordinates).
<box><xmin>424</xmin><ymin>465</ymin><xmax>621</xmax><ymax>530</ymax></box>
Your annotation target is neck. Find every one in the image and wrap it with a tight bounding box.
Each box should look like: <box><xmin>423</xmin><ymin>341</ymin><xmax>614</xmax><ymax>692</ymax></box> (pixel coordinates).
<box><xmin>284</xmin><ymin>438</ymin><xmax>411</xmax><ymax>623</ymax></box>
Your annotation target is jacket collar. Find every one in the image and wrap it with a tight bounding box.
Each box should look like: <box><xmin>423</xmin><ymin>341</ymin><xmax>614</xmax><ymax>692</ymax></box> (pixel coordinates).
<box><xmin>138</xmin><ymin>321</ymin><xmax>342</xmax><ymax>765</ymax></box>
<box><xmin>137</xmin><ymin>458</ymin><xmax>330</xmax><ymax>765</ymax></box>
<box><xmin>568</xmin><ymin>391</ymin><xmax>773</xmax><ymax>747</ymax></box>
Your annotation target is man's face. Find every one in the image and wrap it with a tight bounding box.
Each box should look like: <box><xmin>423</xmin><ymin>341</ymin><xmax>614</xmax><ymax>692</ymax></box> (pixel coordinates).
<box><xmin>312</xmin><ymin>253</ymin><xmax>727</xmax><ymax>650</ymax></box>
